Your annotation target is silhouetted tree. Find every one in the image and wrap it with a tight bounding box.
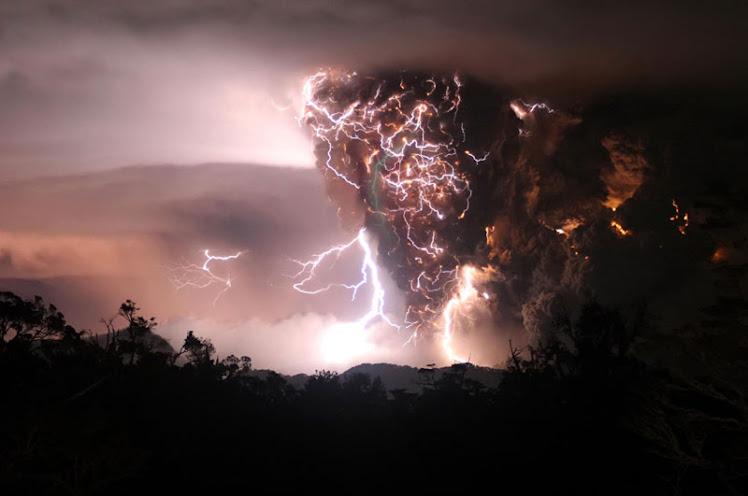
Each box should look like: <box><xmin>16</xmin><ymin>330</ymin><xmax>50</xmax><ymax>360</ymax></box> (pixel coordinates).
<box><xmin>181</xmin><ymin>330</ymin><xmax>216</xmax><ymax>367</ymax></box>
<box><xmin>305</xmin><ymin>369</ymin><xmax>340</xmax><ymax>393</ymax></box>
<box><xmin>96</xmin><ymin>299</ymin><xmax>161</xmax><ymax>365</ymax></box>
<box><xmin>220</xmin><ymin>354</ymin><xmax>252</xmax><ymax>380</ymax></box>
<box><xmin>0</xmin><ymin>291</ymin><xmax>745</xmax><ymax>495</ymax></box>
<box><xmin>0</xmin><ymin>292</ymin><xmax>78</xmax><ymax>350</ymax></box>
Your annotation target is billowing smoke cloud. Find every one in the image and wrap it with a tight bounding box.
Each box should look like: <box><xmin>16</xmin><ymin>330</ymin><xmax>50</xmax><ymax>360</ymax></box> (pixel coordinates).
<box><xmin>488</xmin><ymin>89</ymin><xmax>748</xmax><ymax>360</ymax></box>
<box><xmin>302</xmin><ymin>71</ymin><xmax>516</xmax><ymax>329</ymax></box>
<box><xmin>600</xmin><ymin>134</ymin><xmax>649</xmax><ymax>211</ymax></box>
<box><xmin>302</xmin><ymin>70</ymin><xmax>748</xmax><ymax>363</ymax></box>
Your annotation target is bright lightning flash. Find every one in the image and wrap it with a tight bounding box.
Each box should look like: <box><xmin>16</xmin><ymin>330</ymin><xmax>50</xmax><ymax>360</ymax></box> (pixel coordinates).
<box><xmin>291</xmin><ymin>228</ymin><xmax>400</xmax><ymax>365</ymax></box>
<box><xmin>292</xmin><ymin>228</ymin><xmax>399</xmax><ymax>330</ymax></box>
<box><xmin>439</xmin><ymin>265</ymin><xmax>495</xmax><ymax>363</ymax></box>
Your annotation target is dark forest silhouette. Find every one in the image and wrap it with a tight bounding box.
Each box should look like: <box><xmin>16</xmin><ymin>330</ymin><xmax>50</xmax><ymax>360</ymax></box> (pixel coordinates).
<box><xmin>0</xmin><ymin>291</ymin><xmax>746</xmax><ymax>495</ymax></box>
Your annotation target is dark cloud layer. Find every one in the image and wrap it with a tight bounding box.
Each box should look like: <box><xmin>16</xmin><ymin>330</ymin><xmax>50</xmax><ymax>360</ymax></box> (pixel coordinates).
<box><xmin>4</xmin><ymin>0</ymin><xmax>745</xmax><ymax>86</ymax></box>
<box><xmin>1</xmin><ymin>0</ymin><xmax>746</xmax><ymax>177</ymax></box>
<box><xmin>483</xmin><ymin>89</ymin><xmax>748</xmax><ymax>373</ymax></box>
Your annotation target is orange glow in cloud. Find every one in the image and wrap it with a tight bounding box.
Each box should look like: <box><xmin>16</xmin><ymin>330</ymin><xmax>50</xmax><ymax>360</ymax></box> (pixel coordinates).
<box><xmin>610</xmin><ymin>221</ymin><xmax>631</xmax><ymax>237</ymax></box>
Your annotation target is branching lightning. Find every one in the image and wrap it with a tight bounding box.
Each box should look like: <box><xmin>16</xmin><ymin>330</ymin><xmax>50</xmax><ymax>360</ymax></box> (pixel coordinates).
<box><xmin>168</xmin><ymin>250</ymin><xmax>243</xmax><ymax>305</ymax></box>
<box><xmin>291</xmin><ymin>228</ymin><xmax>398</xmax><ymax>330</ymax></box>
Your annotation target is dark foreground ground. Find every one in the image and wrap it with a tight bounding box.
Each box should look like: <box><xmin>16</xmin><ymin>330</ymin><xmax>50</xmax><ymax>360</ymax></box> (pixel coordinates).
<box><xmin>1</xmin><ymin>293</ymin><xmax>747</xmax><ymax>495</ymax></box>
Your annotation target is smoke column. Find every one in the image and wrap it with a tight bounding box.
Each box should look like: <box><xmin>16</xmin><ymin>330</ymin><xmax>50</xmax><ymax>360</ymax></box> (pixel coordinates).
<box><xmin>298</xmin><ymin>70</ymin><xmax>519</xmax><ymax>360</ymax></box>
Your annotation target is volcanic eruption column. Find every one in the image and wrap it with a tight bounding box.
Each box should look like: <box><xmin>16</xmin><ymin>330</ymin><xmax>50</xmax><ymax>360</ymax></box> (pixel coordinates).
<box><xmin>294</xmin><ymin>70</ymin><xmax>504</xmax><ymax>363</ymax></box>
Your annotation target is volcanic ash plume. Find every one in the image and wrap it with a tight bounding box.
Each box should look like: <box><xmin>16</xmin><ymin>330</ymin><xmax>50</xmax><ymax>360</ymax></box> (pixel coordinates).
<box><xmin>300</xmin><ymin>70</ymin><xmax>518</xmax><ymax>355</ymax></box>
<box><xmin>297</xmin><ymin>70</ymin><xmax>741</xmax><ymax>368</ymax></box>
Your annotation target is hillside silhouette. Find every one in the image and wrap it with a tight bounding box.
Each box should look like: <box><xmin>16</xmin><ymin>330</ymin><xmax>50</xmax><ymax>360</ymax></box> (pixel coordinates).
<box><xmin>0</xmin><ymin>291</ymin><xmax>746</xmax><ymax>494</ymax></box>
<box><xmin>247</xmin><ymin>362</ymin><xmax>503</xmax><ymax>393</ymax></box>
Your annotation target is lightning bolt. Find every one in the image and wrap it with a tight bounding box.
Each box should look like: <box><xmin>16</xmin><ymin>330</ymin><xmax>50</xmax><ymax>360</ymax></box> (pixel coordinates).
<box><xmin>291</xmin><ymin>228</ymin><xmax>399</xmax><ymax>330</ymax></box>
<box><xmin>510</xmin><ymin>100</ymin><xmax>555</xmax><ymax>137</ymax></box>
<box><xmin>168</xmin><ymin>250</ymin><xmax>243</xmax><ymax>305</ymax></box>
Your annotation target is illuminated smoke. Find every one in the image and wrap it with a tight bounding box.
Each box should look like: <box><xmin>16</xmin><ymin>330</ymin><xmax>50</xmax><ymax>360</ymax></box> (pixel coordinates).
<box><xmin>601</xmin><ymin>134</ymin><xmax>649</xmax><ymax>211</ymax></box>
<box><xmin>297</xmin><ymin>70</ymin><xmax>512</xmax><ymax>358</ymax></box>
<box><xmin>510</xmin><ymin>100</ymin><xmax>554</xmax><ymax>120</ymax></box>
<box><xmin>287</xmin><ymin>68</ymin><xmax>724</xmax><ymax>368</ymax></box>
<box><xmin>610</xmin><ymin>220</ymin><xmax>631</xmax><ymax>236</ymax></box>
<box><xmin>439</xmin><ymin>265</ymin><xmax>496</xmax><ymax>363</ymax></box>
<box><xmin>670</xmin><ymin>199</ymin><xmax>689</xmax><ymax>235</ymax></box>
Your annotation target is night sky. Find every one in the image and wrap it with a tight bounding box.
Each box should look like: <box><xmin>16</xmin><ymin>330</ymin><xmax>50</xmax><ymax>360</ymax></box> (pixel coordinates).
<box><xmin>1</xmin><ymin>0</ymin><xmax>747</xmax><ymax>373</ymax></box>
